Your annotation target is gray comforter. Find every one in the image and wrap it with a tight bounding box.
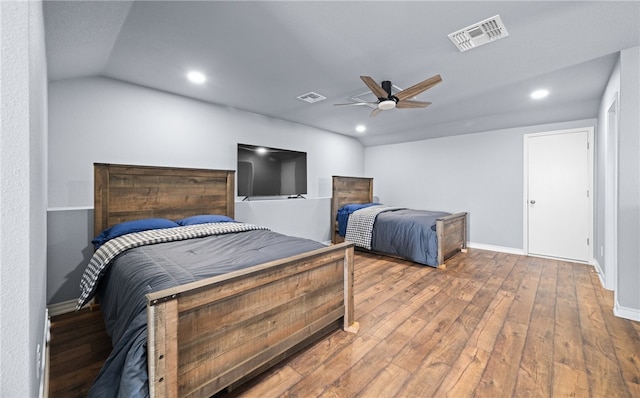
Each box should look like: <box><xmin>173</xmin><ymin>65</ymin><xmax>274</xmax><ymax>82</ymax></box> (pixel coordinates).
<box><xmin>88</xmin><ymin>229</ymin><xmax>325</xmax><ymax>397</ymax></box>
<box><xmin>370</xmin><ymin>209</ymin><xmax>450</xmax><ymax>267</ymax></box>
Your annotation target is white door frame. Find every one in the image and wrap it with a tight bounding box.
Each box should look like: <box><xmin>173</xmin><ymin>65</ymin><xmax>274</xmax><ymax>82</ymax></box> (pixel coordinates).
<box><xmin>523</xmin><ymin>127</ymin><xmax>594</xmax><ymax>262</ymax></box>
<box><xmin>604</xmin><ymin>97</ymin><xmax>619</xmax><ymax>291</ymax></box>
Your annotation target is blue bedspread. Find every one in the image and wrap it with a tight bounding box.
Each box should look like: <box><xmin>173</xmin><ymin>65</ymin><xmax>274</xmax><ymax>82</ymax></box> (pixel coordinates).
<box><xmin>87</xmin><ymin>228</ymin><xmax>325</xmax><ymax>397</ymax></box>
<box><xmin>371</xmin><ymin>209</ymin><xmax>450</xmax><ymax>266</ymax></box>
<box><xmin>338</xmin><ymin>205</ymin><xmax>450</xmax><ymax>267</ymax></box>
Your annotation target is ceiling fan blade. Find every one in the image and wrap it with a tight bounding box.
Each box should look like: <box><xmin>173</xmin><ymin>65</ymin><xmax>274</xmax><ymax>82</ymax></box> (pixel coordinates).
<box><xmin>360</xmin><ymin>76</ymin><xmax>389</xmax><ymax>99</ymax></box>
<box><xmin>396</xmin><ymin>100</ymin><xmax>432</xmax><ymax>109</ymax></box>
<box><xmin>394</xmin><ymin>74</ymin><xmax>442</xmax><ymax>101</ymax></box>
<box><xmin>370</xmin><ymin>108</ymin><xmax>383</xmax><ymax>118</ymax></box>
<box><xmin>333</xmin><ymin>102</ymin><xmax>376</xmax><ymax>106</ymax></box>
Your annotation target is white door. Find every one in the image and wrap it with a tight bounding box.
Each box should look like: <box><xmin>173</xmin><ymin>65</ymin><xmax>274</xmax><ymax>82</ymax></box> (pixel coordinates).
<box><xmin>526</xmin><ymin>130</ymin><xmax>590</xmax><ymax>262</ymax></box>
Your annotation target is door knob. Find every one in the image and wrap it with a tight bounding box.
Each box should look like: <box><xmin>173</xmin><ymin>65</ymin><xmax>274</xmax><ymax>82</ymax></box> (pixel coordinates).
<box><xmin>530</xmin><ymin>200</ymin><xmax>536</xmax><ymax>204</ymax></box>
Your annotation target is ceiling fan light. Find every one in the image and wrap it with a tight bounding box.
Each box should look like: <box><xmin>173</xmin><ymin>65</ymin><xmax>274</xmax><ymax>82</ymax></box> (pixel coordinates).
<box><xmin>378</xmin><ymin>100</ymin><xmax>396</xmax><ymax>110</ymax></box>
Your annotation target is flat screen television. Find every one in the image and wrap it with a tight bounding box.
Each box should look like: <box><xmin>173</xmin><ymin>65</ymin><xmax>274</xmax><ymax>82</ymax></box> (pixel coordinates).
<box><xmin>237</xmin><ymin>143</ymin><xmax>307</xmax><ymax>199</ymax></box>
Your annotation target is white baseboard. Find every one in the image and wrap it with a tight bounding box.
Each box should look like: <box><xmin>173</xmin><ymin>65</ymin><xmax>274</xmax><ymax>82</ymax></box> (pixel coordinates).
<box><xmin>47</xmin><ymin>299</ymin><xmax>78</xmax><ymax>317</ymax></box>
<box><xmin>591</xmin><ymin>259</ymin><xmax>610</xmax><ymax>290</ymax></box>
<box><xmin>614</xmin><ymin>301</ymin><xmax>640</xmax><ymax>322</ymax></box>
<box><xmin>466</xmin><ymin>242</ymin><xmax>524</xmax><ymax>256</ymax></box>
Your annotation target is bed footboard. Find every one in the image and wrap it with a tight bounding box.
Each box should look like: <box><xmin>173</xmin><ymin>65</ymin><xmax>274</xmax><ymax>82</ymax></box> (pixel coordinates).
<box><xmin>146</xmin><ymin>242</ymin><xmax>357</xmax><ymax>398</ymax></box>
<box><xmin>435</xmin><ymin>212</ymin><xmax>468</xmax><ymax>268</ymax></box>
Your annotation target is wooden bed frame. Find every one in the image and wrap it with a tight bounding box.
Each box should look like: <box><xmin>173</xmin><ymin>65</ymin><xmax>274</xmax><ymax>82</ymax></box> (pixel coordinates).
<box><xmin>94</xmin><ymin>163</ymin><xmax>358</xmax><ymax>397</ymax></box>
<box><xmin>330</xmin><ymin>175</ymin><xmax>467</xmax><ymax>268</ymax></box>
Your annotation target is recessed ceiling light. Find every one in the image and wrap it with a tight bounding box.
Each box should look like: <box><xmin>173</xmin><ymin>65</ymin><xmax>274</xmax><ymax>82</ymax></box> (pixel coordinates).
<box><xmin>530</xmin><ymin>89</ymin><xmax>549</xmax><ymax>100</ymax></box>
<box><xmin>187</xmin><ymin>71</ymin><xmax>206</xmax><ymax>84</ymax></box>
<box><xmin>355</xmin><ymin>125</ymin><xmax>366</xmax><ymax>133</ymax></box>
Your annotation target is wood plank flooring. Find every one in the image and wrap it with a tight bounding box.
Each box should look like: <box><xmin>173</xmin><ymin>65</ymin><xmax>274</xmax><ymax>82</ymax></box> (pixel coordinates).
<box><xmin>48</xmin><ymin>249</ymin><xmax>640</xmax><ymax>397</ymax></box>
<box><xmin>48</xmin><ymin>306</ymin><xmax>112</xmax><ymax>396</ymax></box>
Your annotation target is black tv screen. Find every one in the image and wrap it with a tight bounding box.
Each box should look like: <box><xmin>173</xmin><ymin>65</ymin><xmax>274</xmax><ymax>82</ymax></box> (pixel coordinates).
<box><xmin>237</xmin><ymin>144</ymin><xmax>307</xmax><ymax>198</ymax></box>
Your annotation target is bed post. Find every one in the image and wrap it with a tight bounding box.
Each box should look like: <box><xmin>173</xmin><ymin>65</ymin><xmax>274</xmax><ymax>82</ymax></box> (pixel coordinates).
<box><xmin>94</xmin><ymin>163</ymin><xmax>109</xmax><ymax>238</ymax></box>
<box><xmin>462</xmin><ymin>214</ymin><xmax>468</xmax><ymax>252</ymax></box>
<box><xmin>225</xmin><ymin>171</ymin><xmax>235</xmax><ymax>219</ymax></box>
<box><xmin>147</xmin><ymin>298</ymin><xmax>179</xmax><ymax>398</ymax></box>
<box><xmin>343</xmin><ymin>244</ymin><xmax>359</xmax><ymax>333</ymax></box>
<box><xmin>436</xmin><ymin>217</ymin><xmax>445</xmax><ymax>268</ymax></box>
<box><xmin>435</xmin><ymin>212</ymin><xmax>468</xmax><ymax>268</ymax></box>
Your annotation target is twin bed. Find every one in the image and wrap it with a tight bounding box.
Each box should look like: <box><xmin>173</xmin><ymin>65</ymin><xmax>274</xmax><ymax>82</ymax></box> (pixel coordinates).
<box><xmin>79</xmin><ymin>164</ymin><xmax>466</xmax><ymax>397</ymax></box>
<box><xmin>331</xmin><ymin>176</ymin><xmax>467</xmax><ymax>268</ymax></box>
<box><xmin>81</xmin><ymin>163</ymin><xmax>357</xmax><ymax>397</ymax></box>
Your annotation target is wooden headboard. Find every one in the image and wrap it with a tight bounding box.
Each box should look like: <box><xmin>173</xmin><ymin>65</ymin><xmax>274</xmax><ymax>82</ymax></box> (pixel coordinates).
<box><xmin>330</xmin><ymin>176</ymin><xmax>373</xmax><ymax>244</ymax></box>
<box><xmin>94</xmin><ymin>163</ymin><xmax>235</xmax><ymax>237</ymax></box>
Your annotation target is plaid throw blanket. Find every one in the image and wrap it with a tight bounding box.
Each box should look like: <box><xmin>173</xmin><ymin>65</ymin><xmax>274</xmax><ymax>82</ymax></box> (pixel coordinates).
<box><xmin>345</xmin><ymin>205</ymin><xmax>405</xmax><ymax>250</ymax></box>
<box><xmin>76</xmin><ymin>222</ymin><xmax>269</xmax><ymax>310</ymax></box>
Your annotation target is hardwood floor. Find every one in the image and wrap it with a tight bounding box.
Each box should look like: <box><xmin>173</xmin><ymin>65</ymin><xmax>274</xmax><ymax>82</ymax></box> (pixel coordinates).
<box><xmin>48</xmin><ymin>249</ymin><xmax>640</xmax><ymax>397</ymax></box>
<box><xmin>48</xmin><ymin>306</ymin><xmax>112</xmax><ymax>396</ymax></box>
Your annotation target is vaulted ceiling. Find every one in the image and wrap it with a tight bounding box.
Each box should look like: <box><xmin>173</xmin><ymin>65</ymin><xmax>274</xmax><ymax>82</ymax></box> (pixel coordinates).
<box><xmin>43</xmin><ymin>1</ymin><xmax>640</xmax><ymax>146</ymax></box>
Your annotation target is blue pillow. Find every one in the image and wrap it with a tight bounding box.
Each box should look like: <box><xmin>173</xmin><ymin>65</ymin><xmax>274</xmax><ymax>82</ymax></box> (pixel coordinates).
<box><xmin>338</xmin><ymin>203</ymin><xmax>380</xmax><ymax>214</ymax></box>
<box><xmin>175</xmin><ymin>214</ymin><xmax>235</xmax><ymax>226</ymax></box>
<box><xmin>92</xmin><ymin>218</ymin><xmax>179</xmax><ymax>249</ymax></box>
<box><xmin>336</xmin><ymin>203</ymin><xmax>381</xmax><ymax>236</ymax></box>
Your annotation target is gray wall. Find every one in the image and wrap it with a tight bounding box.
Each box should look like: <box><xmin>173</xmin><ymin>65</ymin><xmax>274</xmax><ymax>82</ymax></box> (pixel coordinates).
<box><xmin>47</xmin><ymin>209</ymin><xmax>94</xmax><ymax>305</ymax></box>
<box><xmin>595</xmin><ymin>57</ymin><xmax>621</xmax><ymax>290</ymax></box>
<box><xmin>48</xmin><ymin>76</ymin><xmax>363</xmax><ymax>207</ymax></box>
<box><xmin>364</xmin><ymin>119</ymin><xmax>596</xmax><ymax>251</ymax></box>
<box><xmin>47</xmin><ymin>76</ymin><xmax>364</xmax><ymax>304</ymax></box>
<box><xmin>0</xmin><ymin>1</ymin><xmax>49</xmax><ymax>396</ymax></box>
<box><xmin>616</xmin><ymin>46</ymin><xmax>640</xmax><ymax>317</ymax></box>
<box><xmin>594</xmin><ymin>46</ymin><xmax>640</xmax><ymax>320</ymax></box>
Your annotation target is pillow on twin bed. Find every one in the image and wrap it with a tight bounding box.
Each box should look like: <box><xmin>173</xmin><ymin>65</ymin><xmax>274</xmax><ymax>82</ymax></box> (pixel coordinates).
<box><xmin>175</xmin><ymin>214</ymin><xmax>235</xmax><ymax>226</ymax></box>
<box><xmin>92</xmin><ymin>218</ymin><xmax>180</xmax><ymax>249</ymax></box>
<box><xmin>338</xmin><ymin>203</ymin><xmax>381</xmax><ymax>214</ymax></box>
<box><xmin>336</xmin><ymin>202</ymin><xmax>381</xmax><ymax>236</ymax></box>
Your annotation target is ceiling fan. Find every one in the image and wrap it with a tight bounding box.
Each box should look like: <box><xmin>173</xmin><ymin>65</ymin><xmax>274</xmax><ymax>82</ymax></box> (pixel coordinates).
<box><xmin>335</xmin><ymin>74</ymin><xmax>442</xmax><ymax>117</ymax></box>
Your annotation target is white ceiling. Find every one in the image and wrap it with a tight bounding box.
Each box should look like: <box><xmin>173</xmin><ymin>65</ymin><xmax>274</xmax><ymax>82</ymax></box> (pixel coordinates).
<box><xmin>43</xmin><ymin>1</ymin><xmax>640</xmax><ymax>146</ymax></box>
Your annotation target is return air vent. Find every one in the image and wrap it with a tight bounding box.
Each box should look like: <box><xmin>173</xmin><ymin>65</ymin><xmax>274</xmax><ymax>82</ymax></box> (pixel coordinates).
<box><xmin>448</xmin><ymin>15</ymin><xmax>508</xmax><ymax>52</ymax></box>
<box><xmin>296</xmin><ymin>91</ymin><xmax>327</xmax><ymax>103</ymax></box>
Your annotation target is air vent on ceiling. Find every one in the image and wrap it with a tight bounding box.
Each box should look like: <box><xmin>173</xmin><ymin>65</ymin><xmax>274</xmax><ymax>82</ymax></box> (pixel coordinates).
<box><xmin>448</xmin><ymin>15</ymin><xmax>508</xmax><ymax>52</ymax></box>
<box><xmin>297</xmin><ymin>91</ymin><xmax>327</xmax><ymax>103</ymax></box>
